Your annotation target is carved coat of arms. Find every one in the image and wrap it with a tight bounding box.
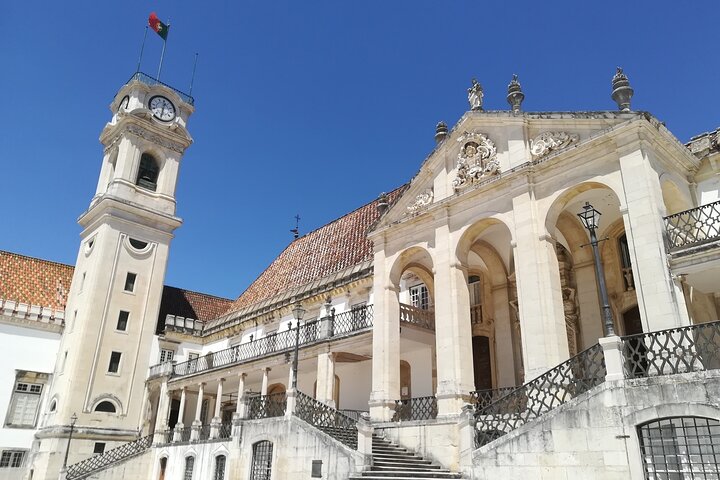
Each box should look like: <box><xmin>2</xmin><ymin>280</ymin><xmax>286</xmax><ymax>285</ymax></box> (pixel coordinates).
<box><xmin>452</xmin><ymin>132</ymin><xmax>499</xmax><ymax>191</ymax></box>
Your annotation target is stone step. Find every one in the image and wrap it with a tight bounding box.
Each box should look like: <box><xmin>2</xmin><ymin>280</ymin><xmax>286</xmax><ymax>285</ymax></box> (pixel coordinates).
<box><xmin>372</xmin><ymin>457</ymin><xmax>433</xmax><ymax>465</ymax></box>
<box><xmin>349</xmin><ymin>473</ymin><xmax>462</xmax><ymax>480</ymax></box>
<box><xmin>373</xmin><ymin>461</ymin><xmax>438</xmax><ymax>469</ymax></box>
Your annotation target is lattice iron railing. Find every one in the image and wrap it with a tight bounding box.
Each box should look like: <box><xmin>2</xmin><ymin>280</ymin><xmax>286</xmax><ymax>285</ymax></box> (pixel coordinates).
<box><xmin>338</xmin><ymin>409</ymin><xmax>368</xmax><ymax>422</ymax></box>
<box><xmin>198</xmin><ymin>424</ymin><xmax>211</xmax><ymax>441</ymax></box>
<box><xmin>129</xmin><ymin>72</ymin><xmax>195</xmax><ymax>105</ymax></box>
<box><xmin>218</xmin><ymin>422</ymin><xmax>232</xmax><ymax>439</ymax></box>
<box><xmin>474</xmin><ymin>344</ymin><xmax>606</xmax><ymax>447</ymax></box>
<box><xmin>157</xmin><ymin>429</ymin><xmax>173</xmax><ymax>445</ymax></box>
<box><xmin>247</xmin><ymin>392</ymin><xmax>287</xmax><ymax>420</ymax></box>
<box><xmin>66</xmin><ymin>435</ymin><xmax>152</xmax><ymax>480</ymax></box>
<box><xmin>621</xmin><ymin>320</ymin><xmax>720</xmax><ymax>379</ymax></box>
<box><xmin>333</xmin><ymin>305</ymin><xmax>374</xmax><ymax>336</ymax></box>
<box><xmin>399</xmin><ymin>303</ymin><xmax>435</xmax><ymax>330</ymax></box>
<box><xmin>164</xmin><ymin>305</ymin><xmax>375</xmax><ymax>379</ymax></box>
<box><xmin>392</xmin><ymin>396</ymin><xmax>438</xmax><ymax>421</ymax></box>
<box><xmin>470</xmin><ymin>387</ymin><xmax>516</xmax><ymax>410</ymax></box>
<box><xmin>664</xmin><ymin>200</ymin><xmax>720</xmax><ymax>250</ymax></box>
<box><xmin>294</xmin><ymin>391</ymin><xmax>358</xmax><ymax>449</ymax></box>
<box><xmin>177</xmin><ymin>426</ymin><xmax>192</xmax><ymax>443</ymax></box>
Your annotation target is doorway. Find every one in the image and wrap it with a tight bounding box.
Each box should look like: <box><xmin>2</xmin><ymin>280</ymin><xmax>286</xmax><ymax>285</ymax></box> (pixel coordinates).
<box><xmin>472</xmin><ymin>335</ymin><xmax>493</xmax><ymax>391</ymax></box>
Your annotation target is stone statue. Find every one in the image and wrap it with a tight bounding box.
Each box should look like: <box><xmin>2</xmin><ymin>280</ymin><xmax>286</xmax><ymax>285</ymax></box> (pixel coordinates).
<box><xmin>467</xmin><ymin>78</ymin><xmax>483</xmax><ymax>111</ymax></box>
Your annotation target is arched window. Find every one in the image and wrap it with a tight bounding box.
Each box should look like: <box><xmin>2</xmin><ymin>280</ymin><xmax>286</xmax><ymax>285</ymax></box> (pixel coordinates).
<box><xmin>618</xmin><ymin>234</ymin><xmax>634</xmax><ymax>291</ymax></box>
<box><xmin>183</xmin><ymin>456</ymin><xmax>194</xmax><ymax>480</ymax></box>
<box><xmin>214</xmin><ymin>454</ymin><xmax>226</xmax><ymax>480</ymax></box>
<box><xmin>250</xmin><ymin>441</ymin><xmax>273</xmax><ymax>480</ymax></box>
<box><xmin>136</xmin><ymin>153</ymin><xmax>159</xmax><ymax>191</ymax></box>
<box><xmin>94</xmin><ymin>401</ymin><xmax>116</xmax><ymax>413</ymax></box>
<box><xmin>638</xmin><ymin>416</ymin><xmax>720</xmax><ymax>478</ymax></box>
<box><xmin>48</xmin><ymin>399</ymin><xmax>57</xmax><ymax>412</ymax></box>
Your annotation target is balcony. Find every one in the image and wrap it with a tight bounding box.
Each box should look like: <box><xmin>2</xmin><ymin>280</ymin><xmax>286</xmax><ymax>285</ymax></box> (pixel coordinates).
<box><xmin>665</xmin><ymin>200</ymin><xmax>720</xmax><ymax>251</ymax></box>
<box><xmin>399</xmin><ymin>303</ymin><xmax>435</xmax><ymax>330</ymax></box>
<box><xmin>150</xmin><ymin>305</ymin><xmax>374</xmax><ymax>380</ymax></box>
<box><xmin>128</xmin><ymin>72</ymin><xmax>195</xmax><ymax>105</ymax></box>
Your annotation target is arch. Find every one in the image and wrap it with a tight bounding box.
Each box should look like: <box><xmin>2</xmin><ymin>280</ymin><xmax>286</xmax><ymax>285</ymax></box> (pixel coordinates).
<box><xmin>214</xmin><ymin>454</ymin><xmax>227</xmax><ymax>480</ymax></box>
<box><xmin>136</xmin><ymin>153</ymin><xmax>160</xmax><ymax>191</ymax></box>
<box><xmin>91</xmin><ymin>396</ymin><xmax>121</xmax><ymax>413</ymax></box>
<box><xmin>456</xmin><ymin>217</ymin><xmax>514</xmax><ymax>268</ymax></box>
<box><xmin>660</xmin><ymin>177</ymin><xmax>693</xmax><ymax>215</ymax></box>
<box><xmin>267</xmin><ymin>383</ymin><xmax>285</xmax><ymax>396</ymax></box>
<box><xmin>158</xmin><ymin>456</ymin><xmax>168</xmax><ymax>480</ymax></box>
<box><xmin>543</xmin><ymin>181</ymin><xmax>624</xmax><ymax>238</ymax></box>
<box><xmin>249</xmin><ymin>441</ymin><xmax>273</xmax><ymax>480</ymax></box>
<box><xmin>388</xmin><ymin>246</ymin><xmax>434</xmax><ymax>289</ymax></box>
<box><xmin>183</xmin><ymin>455</ymin><xmax>195</xmax><ymax>480</ymax></box>
<box><xmin>48</xmin><ymin>397</ymin><xmax>58</xmax><ymax>413</ymax></box>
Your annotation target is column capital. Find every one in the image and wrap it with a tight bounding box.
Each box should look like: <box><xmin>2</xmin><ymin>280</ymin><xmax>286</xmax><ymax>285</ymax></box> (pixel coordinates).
<box><xmin>262</xmin><ymin>367</ymin><xmax>271</xmax><ymax>373</ymax></box>
<box><xmin>238</xmin><ymin>372</ymin><xmax>247</xmax><ymax>379</ymax></box>
<box><xmin>218</xmin><ymin>377</ymin><xmax>225</xmax><ymax>383</ymax></box>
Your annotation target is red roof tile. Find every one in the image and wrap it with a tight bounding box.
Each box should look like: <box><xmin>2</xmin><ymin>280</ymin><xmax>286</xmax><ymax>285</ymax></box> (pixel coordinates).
<box><xmin>158</xmin><ymin>286</ymin><xmax>233</xmax><ymax>323</ymax></box>
<box><xmin>0</xmin><ymin>251</ymin><xmax>74</xmax><ymax>310</ymax></box>
<box><xmin>224</xmin><ymin>185</ymin><xmax>408</xmax><ymax>315</ymax></box>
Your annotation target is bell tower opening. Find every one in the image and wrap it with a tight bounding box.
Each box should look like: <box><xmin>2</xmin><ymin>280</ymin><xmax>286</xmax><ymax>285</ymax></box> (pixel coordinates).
<box><xmin>136</xmin><ymin>153</ymin><xmax>160</xmax><ymax>191</ymax></box>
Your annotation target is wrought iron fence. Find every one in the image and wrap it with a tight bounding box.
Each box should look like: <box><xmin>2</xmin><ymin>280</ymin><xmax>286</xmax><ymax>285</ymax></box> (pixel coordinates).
<box><xmin>247</xmin><ymin>392</ymin><xmax>287</xmax><ymax>420</ymax></box>
<box><xmin>333</xmin><ymin>304</ymin><xmax>374</xmax><ymax>336</ymax></box>
<box><xmin>157</xmin><ymin>429</ymin><xmax>173</xmax><ymax>445</ymax></box>
<box><xmin>474</xmin><ymin>343</ymin><xmax>606</xmax><ymax>447</ymax></box>
<box><xmin>621</xmin><ymin>320</ymin><xmax>720</xmax><ymax>379</ymax></box>
<box><xmin>470</xmin><ymin>387</ymin><xmax>516</xmax><ymax>410</ymax></box>
<box><xmin>176</xmin><ymin>426</ymin><xmax>192</xmax><ymax>443</ymax></box>
<box><xmin>392</xmin><ymin>396</ymin><xmax>438</xmax><ymax>421</ymax></box>
<box><xmin>198</xmin><ymin>424</ymin><xmax>211</xmax><ymax>441</ymax></box>
<box><xmin>664</xmin><ymin>200</ymin><xmax>720</xmax><ymax>249</ymax></box>
<box><xmin>294</xmin><ymin>391</ymin><xmax>358</xmax><ymax>449</ymax></box>
<box><xmin>399</xmin><ymin>303</ymin><xmax>435</xmax><ymax>330</ymax></box>
<box><xmin>66</xmin><ymin>435</ymin><xmax>152</xmax><ymax>480</ymax></box>
<box><xmin>339</xmin><ymin>409</ymin><xmax>368</xmax><ymax>422</ymax></box>
<box><xmin>129</xmin><ymin>72</ymin><xmax>195</xmax><ymax>105</ymax></box>
<box><xmin>218</xmin><ymin>422</ymin><xmax>232</xmax><ymax>439</ymax></box>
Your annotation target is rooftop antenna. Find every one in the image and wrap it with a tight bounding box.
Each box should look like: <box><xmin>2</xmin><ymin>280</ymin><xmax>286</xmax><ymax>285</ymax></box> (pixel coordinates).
<box><xmin>290</xmin><ymin>214</ymin><xmax>301</xmax><ymax>239</ymax></box>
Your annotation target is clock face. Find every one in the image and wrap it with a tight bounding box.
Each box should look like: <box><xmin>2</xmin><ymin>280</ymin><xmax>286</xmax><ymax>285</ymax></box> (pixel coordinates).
<box><xmin>148</xmin><ymin>95</ymin><xmax>176</xmax><ymax>121</ymax></box>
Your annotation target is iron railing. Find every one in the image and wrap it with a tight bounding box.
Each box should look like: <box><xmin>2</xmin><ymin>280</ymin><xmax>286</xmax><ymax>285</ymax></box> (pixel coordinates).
<box><xmin>470</xmin><ymin>387</ymin><xmax>516</xmax><ymax>410</ymax></box>
<box><xmin>129</xmin><ymin>72</ymin><xmax>195</xmax><ymax>105</ymax></box>
<box><xmin>176</xmin><ymin>426</ymin><xmax>192</xmax><ymax>443</ymax></box>
<box><xmin>217</xmin><ymin>422</ymin><xmax>232</xmax><ymax>439</ymax></box>
<box><xmin>474</xmin><ymin>343</ymin><xmax>606</xmax><ymax>447</ymax></box>
<box><xmin>157</xmin><ymin>429</ymin><xmax>173</xmax><ymax>445</ymax></box>
<box><xmin>247</xmin><ymin>392</ymin><xmax>287</xmax><ymax>420</ymax></box>
<box><xmin>162</xmin><ymin>304</ymin><xmax>375</xmax><ymax>379</ymax></box>
<box><xmin>664</xmin><ymin>200</ymin><xmax>720</xmax><ymax>249</ymax></box>
<box><xmin>339</xmin><ymin>409</ymin><xmax>368</xmax><ymax>422</ymax></box>
<box><xmin>392</xmin><ymin>396</ymin><xmax>438</xmax><ymax>421</ymax></box>
<box><xmin>66</xmin><ymin>435</ymin><xmax>152</xmax><ymax>480</ymax></box>
<box><xmin>621</xmin><ymin>320</ymin><xmax>720</xmax><ymax>379</ymax></box>
<box><xmin>198</xmin><ymin>424</ymin><xmax>211</xmax><ymax>441</ymax></box>
<box><xmin>399</xmin><ymin>303</ymin><xmax>435</xmax><ymax>330</ymax></box>
<box><xmin>333</xmin><ymin>305</ymin><xmax>374</xmax><ymax>336</ymax></box>
<box><xmin>295</xmin><ymin>391</ymin><xmax>358</xmax><ymax>449</ymax></box>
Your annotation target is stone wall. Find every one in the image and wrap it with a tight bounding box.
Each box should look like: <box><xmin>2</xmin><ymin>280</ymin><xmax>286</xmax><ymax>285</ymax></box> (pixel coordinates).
<box><xmin>472</xmin><ymin>370</ymin><xmax>720</xmax><ymax>480</ymax></box>
<box><xmin>375</xmin><ymin>418</ymin><xmax>460</xmax><ymax>471</ymax></box>
<box><xmin>84</xmin><ymin>450</ymin><xmax>154</xmax><ymax>480</ymax></box>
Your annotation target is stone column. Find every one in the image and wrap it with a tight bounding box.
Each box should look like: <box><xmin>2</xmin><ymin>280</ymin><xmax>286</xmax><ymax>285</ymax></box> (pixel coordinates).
<box><xmin>356</xmin><ymin>415</ymin><xmax>374</xmax><ymax>464</ymax></box>
<box><xmin>153</xmin><ymin>379</ymin><xmax>170</xmax><ymax>444</ymax></box>
<box><xmin>190</xmin><ymin>382</ymin><xmax>204</xmax><ymax>441</ymax></box>
<box><xmin>233</xmin><ymin>373</ymin><xmax>248</xmax><ymax>436</ymax></box>
<box><xmin>316</xmin><ymin>351</ymin><xmax>336</xmax><ymax>408</ymax></box>
<box><xmin>369</xmin><ymin>245</ymin><xmax>400</xmax><ymax>421</ymax></box>
<box><xmin>210</xmin><ymin>378</ymin><xmax>225</xmax><ymax>439</ymax></box>
<box><xmin>173</xmin><ymin>387</ymin><xmax>187</xmax><ymax>442</ymax></box>
<box><xmin>512</xmin><ymin>189</ymin><xmax>571</xmax><ymax>379</ymax></box>
<box><xmin>599</xmin><ymin>336</ymin><xmax>626</xmax><ymax>381</ymax></box>
<box><xmin>618</xmin><ymin>145</ymin><xmax>690</xmax><ymax>330</ymax></box>
<box><xmin>261</xmin><ymin>368</ymin><xmax>270</xmax><ymax>395</ymax></box>
<box><xmin>492</xmin><ymin>284</ymin><xmax>515</xmax><ymax>387</ymax></box>
<box><xmin>138</xmin><ymin>384</ymin><xmax>151</xmax><ymax>435</ymax></box>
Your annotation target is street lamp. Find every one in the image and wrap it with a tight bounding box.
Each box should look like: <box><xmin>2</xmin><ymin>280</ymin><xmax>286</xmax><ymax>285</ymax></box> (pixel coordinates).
<box><xmin>62</xmin><ymin>413</ymin><xmax>78</xmax><ymax>471</ymax></box>
<box><xmin>577</xmin><ymin>202</ymin><xmax>616</xmax><ymax>336</ymax></box>
<box><xmin>291</xmin><ymin>302</ymin><xmax>306</xmax><ymax>389</ymax></box>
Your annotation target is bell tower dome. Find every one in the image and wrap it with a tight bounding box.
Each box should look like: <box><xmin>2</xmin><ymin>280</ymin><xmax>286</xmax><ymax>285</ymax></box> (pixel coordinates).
<box><xmin>29</xmin><ymin>73</ymin><xmax>194</xmax><ymax>480</ymax></box>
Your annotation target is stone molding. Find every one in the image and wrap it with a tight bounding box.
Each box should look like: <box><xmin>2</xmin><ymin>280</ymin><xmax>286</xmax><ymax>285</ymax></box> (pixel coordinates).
<box><xmin>406</xmin><ymin>189</ymin><xmax>434</xmax><ymax>214</ymax></box>
<box><xmin>0</xmin><ymin>298</ymin><xmax>64</xmax><ymax>327</ymax></box>
<box><xmin>529</xmin><ymin>131</ymin><xmax>579</xmax><ymax>158</ymax></box>
<box><xmin>126</xmin><ymin>124</ymin><xmax>186</xmax><ymax>153</ymax></box>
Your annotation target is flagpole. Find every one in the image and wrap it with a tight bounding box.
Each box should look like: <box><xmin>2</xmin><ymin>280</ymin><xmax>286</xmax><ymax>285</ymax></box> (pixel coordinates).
<box><xmin>157</xmin><ymin>31</ymin><xmax>168</xmax><ymax>81</ymax></box>
<box><xmin>136</xmin><ymin>26</ymin><xmax>148</xmax><ymax>73</ymax></box>
<box><xmin>189</xmin><ymin>53</ymin><xmax>199</xmax><ymax>96</ymax></box>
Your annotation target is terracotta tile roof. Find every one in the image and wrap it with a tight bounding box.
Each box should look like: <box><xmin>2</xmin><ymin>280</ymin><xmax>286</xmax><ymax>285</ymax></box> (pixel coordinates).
<box><xmin>224</xmin><ymin>185</ymin><xmax>408</xmax><ymax>316</ymax></box>
<box><xmin>158</xmin><ymin>286</ymin><xmax>233</xmax><ymax>323</ymax></box>
<box><xmin>0</xmin><ymin>251</ymin><xmax>74</xmax><ymax>310</ymax></box>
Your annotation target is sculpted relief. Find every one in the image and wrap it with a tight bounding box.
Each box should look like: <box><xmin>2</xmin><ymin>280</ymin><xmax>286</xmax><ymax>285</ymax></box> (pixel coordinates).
<box><xmin>452</xmin><ymin>132</ymin><xmax>499</xmax><ymax>191</ymax></box>
<box><xmin>407</xmin><ymin>189</ymin><xmax>434</xmax><ymax>214</ymax></box>
<box><xmin>530</xmin><ymin>131</ymin><xmax>579</xmax><ymax>159</ymax></box>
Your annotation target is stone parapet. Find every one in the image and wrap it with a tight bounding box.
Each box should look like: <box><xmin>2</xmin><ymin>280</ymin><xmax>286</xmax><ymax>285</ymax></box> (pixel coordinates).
<box><xmin>0</xmin><ymin>298</ymin><xmax>65</xmax><ymax>327</ymax></box>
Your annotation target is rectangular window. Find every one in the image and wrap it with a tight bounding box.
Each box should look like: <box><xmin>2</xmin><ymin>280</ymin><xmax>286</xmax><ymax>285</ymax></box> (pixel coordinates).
<box><xmin>5</xmin><ymin>382</ymin><xmax>43</xmax><ymax>427</ymax></box>
<box><xmin>409</xmin><ymin>284</ymin><xmax>430</xmax><ymax>310</ymax></box>
<box><xmin>108</xmin><ymin>352</ymin><xmax>122</xmax><ymax>374</ymax></box>
<box><xmin>123</xmin><ymin>273</ymin><xmax>137</xmax><ymax>292</ymax></box>
<box><xmin>116</xmin><ymin>311</ymin><xmax>129</xmax><ymax>331</ymax></box>
<box><xmin>159</xmin><ymin>349</ymin><xmax>174</xmax><ymax>363</ymax></box>
<box><xmin>93</xmin><ymin>442</ymin><xmax>106</xmax><ymax>455</ymax></box>
<box><xmin>79</xmin><ymin>272</ymin><xmax>86</xmax><ymax>292</ymax></box>
<box><xmin>0</xmin><ymin>450</ymin><xmax>25</xmax><ymax>468</ymax></box>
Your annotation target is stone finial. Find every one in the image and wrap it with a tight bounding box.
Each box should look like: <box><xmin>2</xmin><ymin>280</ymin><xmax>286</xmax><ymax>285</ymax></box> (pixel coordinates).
<box><xmin>376</xmin><ymin>192</ymin><xmax>389</xmax><ymax>215</ymax></box>
<box><xmin>506</xmin><ymin>74</ymin><xmax>524</xmax><ymax>114</ymax></box>
<box><xmin>611</xmin><ymin>67</ymin><xmax>634</xmax><ymax>112</ymax></box>
<box><xmin>467</xmin><ymin>78</ymin><xmax>483</xmax><ymax>111</ymax></box>
<box><xmin>435</xmin><ymin>121</ymin><xmax>448</xmax><ymax>143</ymax></box>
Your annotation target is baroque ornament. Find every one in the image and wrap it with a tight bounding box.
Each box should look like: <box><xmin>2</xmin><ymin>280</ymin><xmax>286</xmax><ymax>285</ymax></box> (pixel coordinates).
<box><xmin>127</xmin><ymin>124</ymin><xmax>185</xmax><ymax>153</ymax></box>
<box><xmin>452</xmin><ymin>132</ymin><xmax>499</xmax><ymax>191</ymax></box>
<box><xmin>530</xmin><ymin>132</ymin><xmax>579</xmax><ymax>159</ymax></box>
<box><xmin>407</xmin><ymin>189</ymin><xmax>434</xmax><ymax>214</ymax></box>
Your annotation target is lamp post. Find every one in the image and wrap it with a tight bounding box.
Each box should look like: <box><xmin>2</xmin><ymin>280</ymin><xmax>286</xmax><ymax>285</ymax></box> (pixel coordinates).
<box><xmin>577</xmin><ymin>202</ymin><xmax>616</xmax><ymax>336</ymax></box>
<box><xmin>62</xmin><ymin>413</ymin><xmax>78</xmax><ymax>471</ymax></box>
<box><xmin>291</xmin><ymin>302</ymin><xmax>306</xmax><ymax>389</ymax></box>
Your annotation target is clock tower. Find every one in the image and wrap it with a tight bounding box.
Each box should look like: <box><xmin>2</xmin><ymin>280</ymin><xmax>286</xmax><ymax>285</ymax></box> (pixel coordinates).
<box><xmin>29</xmin><ymin>73</ymin><xmax>194</xmax><ymax>480</ymax></box>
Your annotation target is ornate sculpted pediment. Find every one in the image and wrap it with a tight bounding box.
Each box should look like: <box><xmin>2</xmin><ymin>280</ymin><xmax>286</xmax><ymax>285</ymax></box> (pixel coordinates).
<box><xmin>406</xmin><ymin>189</ymin><xmax>434</xmax><ymax>214</ymax></box>
<box><xmin>530</xmin><ymin>132</ymin><xmax>579</xmax><ymax>159</ymax></box>
<box><xmin>452</xmin><ymin>132</ymin><xmax>499</xmax><ymax>191</ymax></box>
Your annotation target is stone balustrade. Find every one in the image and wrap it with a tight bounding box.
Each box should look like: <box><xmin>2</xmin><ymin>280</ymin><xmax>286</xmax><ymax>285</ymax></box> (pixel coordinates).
<box><xmin>0</xmin><ymin>298</ymin><xmax>65</xmax><ymax>326</ymax></box>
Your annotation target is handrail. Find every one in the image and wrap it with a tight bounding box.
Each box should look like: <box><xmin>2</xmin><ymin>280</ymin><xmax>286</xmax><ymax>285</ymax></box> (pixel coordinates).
<box><xmin>474</xmin><ymin>343</ymin><xmax>606</xmax><ymax>447</ymax></box>
<box><xmin>399</xmin><ymin>303</ymin><xmax>435</xmax><ymax>330</ymax></box>
<box><xmin>664</xmin><ymin>200</ymin><xmax>720</xmax><ymax>249</ymax></box>
<box><xmin>295</xmin><ymin>391</ymin><xmax>358</xmax><ymax>449</ymax></box>
<box><xmin>128</xmin><ymin>72</ymin><xmax>195</xmax><ymax>105</ymax></box>
<box><xmin>66</xmin><ymin>435</ymin><xmax>152</xmax><ymax>480</ymax></box>
<box><xmin>470</xmin><ymin>387</ymin><xmax>516</xmax><ymax>410</ymax></box>
<box><xmin>247</xmin><ymin>392</ymin><xmax>287</xmax><ymax>420</ymax></box>
<box><xmin>392</xmin><ymin>396</ymin><xmax>438</xmax><ymax>421</ymax></box>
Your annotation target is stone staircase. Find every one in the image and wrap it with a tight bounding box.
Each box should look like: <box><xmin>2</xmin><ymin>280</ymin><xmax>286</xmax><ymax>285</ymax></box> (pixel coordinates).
<box><xmin>348</xmin><ymin>435</ymin><xmax>462</xmax><ymax>479</ymax></box>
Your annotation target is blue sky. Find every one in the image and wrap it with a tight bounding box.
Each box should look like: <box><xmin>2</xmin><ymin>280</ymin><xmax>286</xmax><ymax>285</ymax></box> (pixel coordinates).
<box><xmin>1</xmin><ymin>1</ymin><xmax>717</xmax><ymax>300</ymax></box>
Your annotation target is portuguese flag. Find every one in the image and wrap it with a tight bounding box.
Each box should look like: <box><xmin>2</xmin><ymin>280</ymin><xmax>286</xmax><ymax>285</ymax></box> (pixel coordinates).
<box><xmin>148</xmin><ymin>12</ymin><xmax>169</xmax><ymax>41</ymax></box>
